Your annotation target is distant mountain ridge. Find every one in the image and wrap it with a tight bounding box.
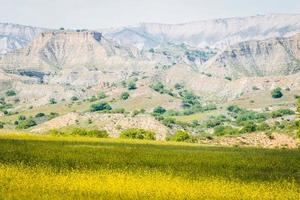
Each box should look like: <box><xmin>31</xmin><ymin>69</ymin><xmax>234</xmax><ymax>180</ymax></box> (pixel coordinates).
<box><xmin>105</xmin><ymin>14</ymin><xmax>300</xmax><ymax>49</ymax></box>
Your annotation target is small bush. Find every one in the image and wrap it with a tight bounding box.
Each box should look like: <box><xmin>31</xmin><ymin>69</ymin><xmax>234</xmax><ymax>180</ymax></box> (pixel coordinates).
<box><xmin>90</xmin><ymin>102</ymin><xmax>112</xmax><ymax>112</ymax></box>
<box><xmin>271</xmin><ymin>109</ymin><xmax>295</xmax><ymax>118</ymax></box>
<box><xmin>98</xmin><ymin>92</ymin><xmax>107</xmax><ymax>99</ymax></box>
<box><xmin>6</xmin><ymin>90</ymin><xmax>16</xmax><ymax>96</ymax></box>
<box><xmin>174</xmin><ymin>83</ymin><xmax>184</xmax><ymax>90</ymax></box>
<box><xmin>257</xmin><ymin>122</ymin><xmax>270</xmax><ymax>131</ymax></box>
<box><xmin>0</xmin><ymin>122</ymin><xmax>4</xmax><ymax>129</ymax></box>
<box><xmin>121</xmin><ymin>92</ymin><xmax>130</xmax><ymax>100</ymax></box>
<box><xmin>49</xmin><ymin>98</ymin><xmax>57</xmax><ymax>104</ymax></box>
<box><xmin>128</xmin><ymin>81</ymin><xmax>137</xmax><ymax>90</ymax></box>
<box><xmin>240</xmin><ymin>121</ymin><xmax>257</xmax><ymax>133</ymax></box>
<box><xmin>153</xmin><ymin>106</ymin><xmax>166</xmax><ymax>115</ymax></box>
<box><xmin>18</xmin><ymin>115</ymin><xmax>26</xmax><ymax>121</ymax></box>
<box><xmin>16</xmin><ymin>118</ymin><xmax>37</xmax><ymax>129</ymax></box>
<box><xmin>271</xmin><ymin>87</ymin><xmax>283</xmax><ymax>99</ymax></box>
<box><xmin>170</xmin><ymin>130</ymin><xmax>190</xmax><ymax>142</ymax></box>
<box><xmin>162</xmin><ymin>117</ymin><xmax>176</xmax><ymax>128</ymax></box>
<box><xmin>120</xmin><ymin>128</ymin><xmax>156</xmax><ymax>140</ymax></box>
<box><xmin>35</xmin><ymin>113</ymin><xmax>46</xmax><ymax>118</ymax></box>
<box><xmin>214</xmin><ymin>126</ymin><xmax>239</xmax><ymax>136</ymax></box>
<box><xmin>151</xmin><ymin>82</ymin><xmax>165</xmax><ymax>92</ymax></box>
<box><xmin>225</xmin><ymin>76</ymin><xmax>232</xmax><ymax>81</ymax></box>
<box><xmin>89</xmin><ymin>96</ymin><xmax>97</xmax><ymax>102</ymax></box>
<box><xmin>252</xmin><ymin>86</ymin><xmax>260</xmax><ymax>91</ymax></box>
<box><xmin>71</xmin><ymin>96</ymin><xmax>79</xmax><ymax>101</ymax></box>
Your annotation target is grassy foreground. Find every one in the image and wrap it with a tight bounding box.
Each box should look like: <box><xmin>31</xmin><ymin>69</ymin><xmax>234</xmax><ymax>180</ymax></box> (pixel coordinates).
<box><xmin>0</xmin><ymin>134</ymin><xmax>299</xmax><ymax>199</ymax></box>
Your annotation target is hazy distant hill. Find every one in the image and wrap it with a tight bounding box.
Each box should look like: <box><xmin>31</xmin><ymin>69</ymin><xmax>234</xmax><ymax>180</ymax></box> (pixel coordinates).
<box><xmin>105</xmin><ymin>14</ymin><xmax>300</xmax><ymax>49</ymax></box>
<box><xmin>0</xmin><ymin>23</ymin><xmax>47</xmax><ymax>54</ymax></box>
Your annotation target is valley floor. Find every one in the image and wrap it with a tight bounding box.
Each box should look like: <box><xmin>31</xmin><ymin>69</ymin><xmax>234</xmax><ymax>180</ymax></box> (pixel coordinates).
<box><xmin>0</xmin><ymin>134</ymin><xmax>299</xmax><ymax>199</ymax></box>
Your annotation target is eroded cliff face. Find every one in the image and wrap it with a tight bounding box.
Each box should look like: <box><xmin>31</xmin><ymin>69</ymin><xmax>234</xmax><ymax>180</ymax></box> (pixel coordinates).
<box><xmin>0</xmin><ymin>29</ymin><xmax>300</xmax><ymax>105</ymax></box>
<box><xmin>203</xmin><ymin>34</ymin><xmax>300</xmax><ymax>78</ymax></box>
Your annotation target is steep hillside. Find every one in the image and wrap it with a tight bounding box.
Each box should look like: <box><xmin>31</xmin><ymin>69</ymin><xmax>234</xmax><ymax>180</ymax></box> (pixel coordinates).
<box><xmin>0</xmin><ymin>23</ymin><xmax>47</xmax><ymax>54</ymax></box>
<box><xmin>105</xmin><ymin>14</ymin><xmax>300</xmax><ymax>49</ymax></box>
<box><xmin>203</xmin><ymin>33</ymin><xmax>300</xmax><ymax>78</ymax></box>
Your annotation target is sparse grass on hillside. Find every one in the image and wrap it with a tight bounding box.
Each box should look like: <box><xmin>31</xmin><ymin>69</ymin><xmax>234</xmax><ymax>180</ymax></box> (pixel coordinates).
<box><xmin>0</xmin><ymin>134</ymin><xmax>299</xmax><ymax>199</ymax></box>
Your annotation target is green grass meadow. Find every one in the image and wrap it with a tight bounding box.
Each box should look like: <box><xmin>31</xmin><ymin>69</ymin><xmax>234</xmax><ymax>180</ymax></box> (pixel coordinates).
<box><xmin>0</xmin><ymin>134</ymin><xmax>299</xmax><ymax>199</ymax></box>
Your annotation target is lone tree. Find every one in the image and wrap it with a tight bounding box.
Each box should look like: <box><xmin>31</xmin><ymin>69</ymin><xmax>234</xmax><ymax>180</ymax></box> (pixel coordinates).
<box><xmin>271</xmin><ymin>87</ymin><xmax>283</xmax><ymax>99</ymax></box>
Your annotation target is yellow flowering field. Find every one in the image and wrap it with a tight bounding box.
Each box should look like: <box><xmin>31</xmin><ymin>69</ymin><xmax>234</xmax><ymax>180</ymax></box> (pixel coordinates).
<box><xmin>0</xmin><ymin>134</ymin><xmax>299</xmax><ymax>199</ymax></box>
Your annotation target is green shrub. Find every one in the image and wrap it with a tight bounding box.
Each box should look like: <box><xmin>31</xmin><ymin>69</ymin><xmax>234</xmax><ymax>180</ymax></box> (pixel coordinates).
<box><xmin>111</xmin><ymin>108</ymin><xmax>126</xmax><ymax>114</ymax></box>
<box><xmin>271</xmin><ymin>109</ymin><xmax>295</xmax><ymax>118</ymax></box>
<box><xmin>89</xmin><ymin>96</ymin><xmax>97</xmax><ymax>102</ymax></box>
<box><xmin>227</xmin><ymin>105</ymin><xmax>243</xmax><ymax>113</ymax></box>
<box><xmin>35</xmin><ymin>113</ymin><xmax>46</xmax><ymax>118</ymax></box>
<box><xmin>16</xmin><ymin>118</ymin><xmax>37</xmax><ymax>129</ymax></box>
<box><xmin>49</xmin><ymin>98</ymin><xmax>57</xmax><ymax>104</ymax></box>
<box><xmin>128</xmin><ymin>81</ymin><xmax>137</xmax><ymax>90</ymax></box>
<box><xmin>98</xmin><ymin>92</ymin><xmax>107</xmax><ymax>99</ymax></box>
<box><xmin>225</xmin><ymin>76</ymin><xmax>232</xmax><ymax>81</ymax></box>
<box><xmin>240</xmin><ymin>121</ymin><xmax>257</xmax><ymax>133</ymax></box>
<box><xmin>131</xmin><ymin>109</ymin><xmax>145</xmax><ymax>117</ymax></box>
<box><xmin>174</xmin><ymin>83</ymin><xmax>184</xmax><ymax>90</ymax></box>
<box><xmin>162</xmin><ymin>117</ymin><xmax>176</xmax><ymax>128</ymax></box>
<box><xmin>71</xmin><ymin>96</ymin><xmax>79</xmax><ymax>101</ymax></box>
<box><xmin>214</xmin><ymin>126</ymin><xmax>239</xmax><ymax>136</ymax></box>
<box><xmin>121</xmin><ymin>92</ymin><xmax>130</xmax><ymax>100</ymax></box>
<box><xmin>120</xmin><ymin>128</ymin><xmax>156</xmax><ymax>140</ymax></box>
<box><xmin>5</xmin><ymin>90</ymin><xmax>16</xmax><ymax>96</ymax></box>
<box><xmin>257</xmin><ymin>122</ymin><xmax>270</xmax><ymax>131</ymax></box>
<box><xmin>180</xmin><ymin>90</ymin><xmax>200</xmax><ymax>108</ymax></box>
<box><xmin>18</xmin><ymin>115</ymin><xmax>26</xmax><ymax>121</ymax></box>
<box><xmin>0</xmin><ymin>122</ymin><xmax>4</xmax><ymax>129</ymax></box>
<box><xmin>90</xmin><ymin>102</ymin><xmax>112</xmax><ymax>112</ymax></box>
<box><xmin>151</xmin><ymin>82</ymin><xmax>165</xmax><ymax>92</ymax></box>
<box><xmin>170</xmin><ymin>130</ymin><xmax>190</xmax><ymax>142</ymax></box>
<box><xmin>271</xmin><ymin>87</ymin><xmax>283</xmax><ymax>99</ymax></box>
<box><xmin>252</xmin><ymin>86</ymin><xmax>259</xmax><ymax>90</ymax></box>
<box><xmin>205</xmin><ymin>115</ymin><xmax>228</xmax><ymax>128</ymax></box>
<box><xmin>153</xmin><ymin>106</ymin><xmax>166</xmax><ymax>115</ymax></box>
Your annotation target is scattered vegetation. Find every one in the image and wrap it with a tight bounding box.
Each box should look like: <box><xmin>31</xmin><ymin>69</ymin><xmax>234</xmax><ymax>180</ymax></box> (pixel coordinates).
<box><xmin>120</xmin><ymin>128</ymin><xmax>156</xmax><ymax>140</ymax></box>
<box><xmin>16</xmin><ymin>118</ymin><xmax>37</xmax><ymax>129</ymax></box>
<box><xmin>49</xmin><ymin>128</ymin><xmax>109</xmax><ymax>138</ymax></box>
<box><xmin>271</xmin><ymin>109</ymin><xmax>295</xmax><ymax>118</ymax></box>
<box><xmin>214</xmin><ymin>125</ymin><xmax>239</xmax><ymax>136</ymax></box>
